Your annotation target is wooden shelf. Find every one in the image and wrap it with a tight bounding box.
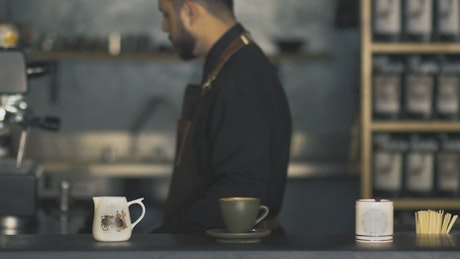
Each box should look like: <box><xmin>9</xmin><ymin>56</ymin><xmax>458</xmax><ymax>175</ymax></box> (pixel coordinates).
<box><xmin>372</xmin><ymin>43</ymin><xmax>460</xmax><ymax>54</ymax></box>
<box><xmin>371</xmin><ymin>122</ymin><xmax>460</xmax><ymax>132</ymax></box>
<box><xmin>27</xmin><ymin>50</ymin><xmax>332</xmax><ymax>63</ymax></box>
<box><xmin>28</xmin><ymin>51</ymin><xmax>183</xmax><ymax>62</ymax></box>
<box><xmin>360</xmin><ymin>0</ymin><xmax>460</xmax><ymax>210</ymax></box>
<box><xmin>393</xmin><ymin>199</ymin><xmax>460</xmax><ymax>210</ymax></box>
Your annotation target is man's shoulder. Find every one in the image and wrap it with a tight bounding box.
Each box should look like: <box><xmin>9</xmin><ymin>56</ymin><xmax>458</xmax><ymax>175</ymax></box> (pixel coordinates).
<box><xmin>222</xmin><ymin>43</ymin><xmax>276</xmax><ymax>78</ymax></box>
<box><xmin>213</xmin><ymin>44</ymin><xmax>282</xmax><ymax>99</ymax></box>
<box><xmin>234</xmin><ymin>43</ymin><xmax>271</xmax><ymax>64</ymax></box>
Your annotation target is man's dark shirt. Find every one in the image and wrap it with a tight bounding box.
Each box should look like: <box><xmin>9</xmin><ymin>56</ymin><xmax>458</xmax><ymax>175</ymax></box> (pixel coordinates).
<box><xmin>157</xmin><ymin>23</ymin><xmax>292</xmax><ymax>233</ymax></box>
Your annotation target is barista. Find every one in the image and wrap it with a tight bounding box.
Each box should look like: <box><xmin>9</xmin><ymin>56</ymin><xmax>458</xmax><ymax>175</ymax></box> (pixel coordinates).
<box><xmin>154</xmin><ymin>0</ymin><xmax>292</xmax><ymax>233</ymax></box>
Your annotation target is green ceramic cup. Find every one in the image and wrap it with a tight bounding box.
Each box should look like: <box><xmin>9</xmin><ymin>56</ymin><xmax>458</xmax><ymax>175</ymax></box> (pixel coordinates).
<box><xmin>219</xmin><ymin>197</ymin><xmax>269</xmax><ymax>233</ymax></box>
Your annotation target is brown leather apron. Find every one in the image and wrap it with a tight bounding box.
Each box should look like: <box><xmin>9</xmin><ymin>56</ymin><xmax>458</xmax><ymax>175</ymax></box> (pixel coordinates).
<box><xmin>163</xmin><ymin>33</ymin><xmax>252</xmax><ymax>225</ymax></box>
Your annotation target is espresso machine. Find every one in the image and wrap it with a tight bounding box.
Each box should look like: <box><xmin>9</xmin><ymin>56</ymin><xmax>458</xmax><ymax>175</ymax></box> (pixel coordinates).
<box><xmin>0</xmin><ymin>35</ymin><xmax>60</xmax><ymax>234</ymax></box>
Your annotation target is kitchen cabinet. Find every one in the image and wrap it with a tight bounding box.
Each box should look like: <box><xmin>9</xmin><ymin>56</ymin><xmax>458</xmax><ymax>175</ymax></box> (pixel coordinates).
<box><xmin>360</xmin><ymin>0</ymin><xmax>460</xmax><ymax>210</ymax></box>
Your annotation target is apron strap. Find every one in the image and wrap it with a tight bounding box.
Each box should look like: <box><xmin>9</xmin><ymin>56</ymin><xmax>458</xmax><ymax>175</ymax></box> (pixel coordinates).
<box><xmin>202</xmin><ymin>32</ymin><xmax>253</xmax><ymax>94</ymax></box>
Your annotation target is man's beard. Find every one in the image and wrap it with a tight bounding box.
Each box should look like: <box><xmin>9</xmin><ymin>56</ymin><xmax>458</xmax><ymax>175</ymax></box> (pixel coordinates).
<box><xmin>173</xmin><ymin>20</ymin><xmax>197</xmax><ymax>61</ymax></box>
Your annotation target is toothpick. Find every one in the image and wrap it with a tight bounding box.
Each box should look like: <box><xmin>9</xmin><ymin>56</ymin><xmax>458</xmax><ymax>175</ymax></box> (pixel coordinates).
<box><xmin>441</xmin><ymin>213</ymin><xmax>450</xmax><ymax>234</ymax></box>
<box><xmin>414</xmin><ymin>210</ymin><xmax>458</xmax><ymax>235</ymax></box>
<box><xmin>446</xmin><ymin>215</ymin><xmax>458</xmax><ymax>234</ymax></box>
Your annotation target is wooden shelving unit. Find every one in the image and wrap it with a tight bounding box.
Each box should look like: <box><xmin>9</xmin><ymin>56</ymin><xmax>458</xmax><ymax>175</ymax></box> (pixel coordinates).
<box><xmin>371</xmin><ymin>122</ymin><xmax>460</xmax><ymax>132</ymax></box>
<box><xmin>360</xmin><ymin>0</ymin><xmax>460</xmax><ymax>210</ymax></box>
<box><xmin>372</xmin><ymin>43</ymin><xmax>460</xmax><ymax>53</ymax></box>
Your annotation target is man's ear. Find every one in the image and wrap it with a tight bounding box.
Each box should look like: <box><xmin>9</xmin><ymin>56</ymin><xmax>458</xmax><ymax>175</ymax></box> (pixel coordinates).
<box><xmin>181</xmin><ymin>0</ymin><xmax>199</xmax><ymax>25</ymax></box>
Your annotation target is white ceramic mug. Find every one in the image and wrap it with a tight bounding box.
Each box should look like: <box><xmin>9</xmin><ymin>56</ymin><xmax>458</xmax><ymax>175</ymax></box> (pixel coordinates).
<box><xmin>92</xmin><ymin>196</ymin><xmax>145</xmax><ymax>242</ymax></box>
<box><xmin>355</xmin><ymin>199</ymin><xmax>393</xmax><ymax>243</ymax></box>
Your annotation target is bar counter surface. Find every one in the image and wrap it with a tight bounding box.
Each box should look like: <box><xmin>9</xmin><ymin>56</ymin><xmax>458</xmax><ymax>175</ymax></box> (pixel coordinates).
<box><xmin>1</xmin><ymin>232</ymin><xmax>460</xmax><ymax>259</ymax></box>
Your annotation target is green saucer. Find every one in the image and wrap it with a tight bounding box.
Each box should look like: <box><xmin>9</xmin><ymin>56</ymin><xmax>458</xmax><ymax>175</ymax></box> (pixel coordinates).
<box><xmin>206</xmin><ymin>228</ymin><xmax>271</xmax><ymax>244</ymax></box>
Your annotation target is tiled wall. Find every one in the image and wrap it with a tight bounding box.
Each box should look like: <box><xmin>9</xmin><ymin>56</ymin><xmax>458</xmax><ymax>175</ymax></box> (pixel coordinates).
<box><xmin>2</xmin><ymin>0</ymin><xmax>360</xmax><ymax>163</ymax></box>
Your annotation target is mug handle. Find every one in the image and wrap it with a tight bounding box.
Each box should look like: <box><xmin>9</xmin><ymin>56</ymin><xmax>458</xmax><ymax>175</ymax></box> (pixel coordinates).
<box><xmin>254</xmin><ymin>205</ymin><xmax>269</xmax><ymax>226</ymax></box>
<box><xmin>127</xmin><ymin>198</ymin><xmax>146</xmax><ymax>229</ymax></box>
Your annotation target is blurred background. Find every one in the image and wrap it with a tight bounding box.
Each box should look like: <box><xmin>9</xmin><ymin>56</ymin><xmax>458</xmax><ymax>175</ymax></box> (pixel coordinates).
<box><xmin>0</xmin><ymin>0</ymin><xmax>361</xmax><ymax>235</ymax></box>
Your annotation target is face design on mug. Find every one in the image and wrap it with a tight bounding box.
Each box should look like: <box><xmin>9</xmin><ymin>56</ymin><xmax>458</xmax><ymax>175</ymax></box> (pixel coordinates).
<box><xmin>99</xmin><ymin>208</ymin><xmax>128</xmax><ymax>233</ymax></box>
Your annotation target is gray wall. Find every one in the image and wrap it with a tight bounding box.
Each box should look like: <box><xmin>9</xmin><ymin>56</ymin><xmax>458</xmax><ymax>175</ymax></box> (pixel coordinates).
<box><xmin>3</xmin><ymin>0</ymin><xmax>360</xmax><ymax>163</ymax></box>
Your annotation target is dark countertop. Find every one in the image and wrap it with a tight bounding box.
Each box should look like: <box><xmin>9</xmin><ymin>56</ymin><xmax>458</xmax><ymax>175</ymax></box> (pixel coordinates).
<box><xmin>1</xmin><ymin>232</ymin><xmax>460</xmax><ymax>259</ymax></box>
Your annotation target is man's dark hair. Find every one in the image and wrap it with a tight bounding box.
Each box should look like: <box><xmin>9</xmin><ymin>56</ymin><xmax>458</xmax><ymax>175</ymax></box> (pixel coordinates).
<box><xmin>171</xmin><ymin>0</ymin><xmax>234</xmax><ymax>20</ymax></box>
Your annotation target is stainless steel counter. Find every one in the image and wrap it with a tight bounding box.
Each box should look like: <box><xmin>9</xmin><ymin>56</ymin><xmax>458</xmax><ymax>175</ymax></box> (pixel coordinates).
<box><xmin>0</xmin><ymin>232</ymin><xmax>460</xmax><ymax>259</ymax></box>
